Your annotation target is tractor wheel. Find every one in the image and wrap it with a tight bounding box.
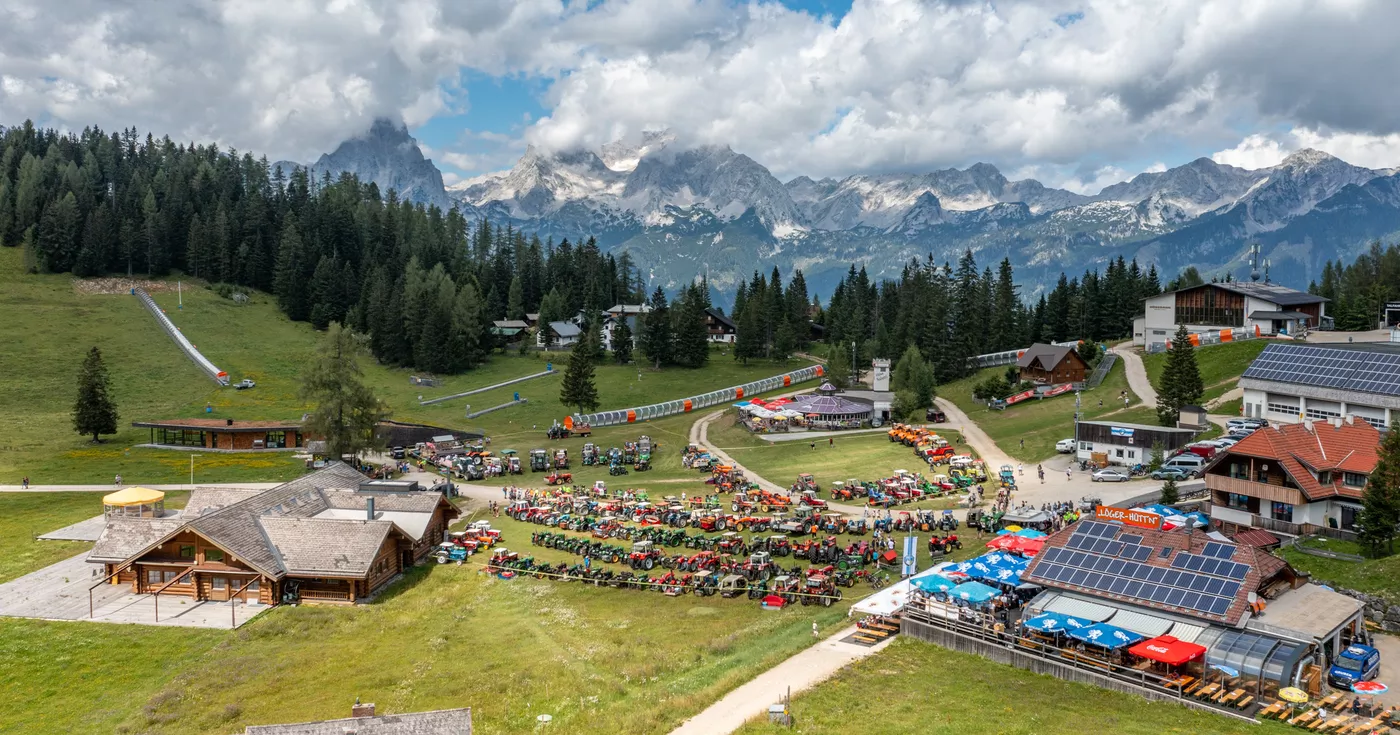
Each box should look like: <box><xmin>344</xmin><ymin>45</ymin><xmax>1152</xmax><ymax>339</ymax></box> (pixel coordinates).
<box><xmin>734</xmin><ymin>522</ymin><xmax>746</xmax><ymax>533</ymax></box>
<box><xmin>820</xmin><ymin>592</ymin><xmax>833</xmax><ymax>607</ymax></box>
<box><xmin>761</xmin><ymin>569</ymin><xmax>772</xmax><ymax>582</ymax></box>
<box><xmin>609</xmin><ymin>554</ymin><xmax>621</xmax><ymax>564</ymax></box>
<box><xmin>643</xmin><ymin>557</ymin><xmax>655</xmax><ymax>571</ymax></box>
<box><xmin>731</xmin><ymin>503</ymin><xmax>739</xmax><ymax>512</ymax></box>
<box><xmin>837</xmin><ymin>560</ymin><xmax>849</xmax><ymax>571</ymax></box>
<box><xmin>801</xmin><ymin>596</ymin><xmax>812</xmax><ymax>606</ymax></box>
<box><xmin>775</xmin><ymin>547</ymin><xmax>789</xmax><ymax>557</ymax></box>
<box><xmin>716</xmin><ymin>519</ymin><xmax>728</xmax><ymax>531</ymax></box>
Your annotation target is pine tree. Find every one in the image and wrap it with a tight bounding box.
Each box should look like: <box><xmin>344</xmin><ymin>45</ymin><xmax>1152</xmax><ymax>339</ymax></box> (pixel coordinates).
<box><xmin>36</xmin><ymin>191</ymin><xmax>80</xmax><ymax>273</ymax></box>
<box><xmin>506</xmin><ymin>274</ymin><xmax>525</xmax><ymax>320</ymax></box>
<box><xmin>1361</xmin><ymin>426</ymin><xmax>1400</xmax><ymax>554</ymax></box>
<box><xmin>72</xmin><ymin>346</ymin><xmax>119</xmax><ymax>443</ymax></box>
<box><xmin>1156</xmin><ymin>324</ymin><xmax>1204</xmax><ymax>426</ymax></box>
<box><xmin>560</xmin><ymin>327</ymin><xmax>600</xmax><ymax>413</ymax></box>
<box><xmin>640</xmin><ymin>286</ymin><xmax>673</xmax><ymax>368</ymax></box>
<box><xmin>300</xmin><ymin>323</ymin><xmax>389</xmax><ymax>462</ymax></box>
<box><xmin>825</xmin><ymin>343</ymin><xmax>852</xmax><ymax>389</ymax></box>
<box><xmin>273</xmin><ymin>217</ymin><xmax>309</xmax><ymax>321</ymax></box>
<box><xmin>773</xmin><ymin>319</ymin><xmax>795</xmax><ymax>362</ymax></box>
<box><xmin>1159</xmin><ymin>478</ymin><xmax>1180</xmax><ymax>505</ymax></box>
<box><xmin>612</xmin><ymin>315</ymin><xmax>633</xmax><ymax>364</ymax></box>
<box><xmin>734</xmin><ymin>299</ymin><xmax>762</xmax><ymax>365</ymax></box>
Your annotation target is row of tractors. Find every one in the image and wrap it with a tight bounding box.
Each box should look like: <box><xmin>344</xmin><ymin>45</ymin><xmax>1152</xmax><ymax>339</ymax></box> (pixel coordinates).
<box><xmin>486</xmin><ymin>546</ymin><xmax>858</xmax><ymax>604</ymax></box>
<box><xmin>507</xmin><ymin>498</ymin><xmax>871</xmax><ymax>539</ymax></box>
<box><xmin>430</xmin><ymin>521</ymin><xmax>503</xmax><ymax>564</ymax></box>
<box><xmin>579</xmin><ymin>437</ymin><xmax>654</xmax><ymax>474</ymax></box>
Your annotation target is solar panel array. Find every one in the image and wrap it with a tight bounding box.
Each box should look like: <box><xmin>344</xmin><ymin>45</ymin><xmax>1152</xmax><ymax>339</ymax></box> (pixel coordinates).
<box><xmin>1030</xmin><ymin>524</ymin><xmax>1246</xmax><ymax>619</ymax></box>
<box><xmin>1242</xmin><ymin>344</ymin><xmax>1400</xmax><ymax>397</ymax></box>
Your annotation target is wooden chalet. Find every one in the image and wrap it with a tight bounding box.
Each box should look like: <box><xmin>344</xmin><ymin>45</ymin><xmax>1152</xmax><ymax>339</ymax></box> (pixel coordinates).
<box><xmin>704</xmin><ymin>308</ymin><xmax>737</xmax><ymax>343</ymax></box>
<box><xmin>88</xmin><ymin>464</ymin><xmax>459</xmax><ymax>605</ymax></box>
<box><xmin>133</xmin><ymin>418</ymin><xmax>306</xmax><ymax>450</ymax></box>
<box><xmin>1016</xmin><ymin>343</ymin><xmax>1089</xmax><ymax>385</ymax></box>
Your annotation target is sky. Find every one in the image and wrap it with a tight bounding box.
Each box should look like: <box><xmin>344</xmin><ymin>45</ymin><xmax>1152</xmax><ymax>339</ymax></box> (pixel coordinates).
<box><xmin>4</xmin><ymin>0</ymin><xmax>1400</xmax><ymax>193</ymax></box>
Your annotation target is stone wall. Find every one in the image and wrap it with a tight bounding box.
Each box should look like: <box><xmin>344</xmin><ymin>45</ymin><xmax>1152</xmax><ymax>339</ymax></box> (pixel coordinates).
<box><xmin>1318</xmin><ymin>585</ymin><xmax>1400</xmax><ymax>633</ymax></box>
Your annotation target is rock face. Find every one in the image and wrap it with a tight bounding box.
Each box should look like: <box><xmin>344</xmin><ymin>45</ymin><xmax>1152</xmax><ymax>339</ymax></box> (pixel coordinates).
<box><xmin>306</xmin><ymin>119</ymin><xmax>451</xmax><ymax>209</ymax></box>
<box><xmin>305</xmin><ymin>120</ymin><xmax>1400</xmax><ymax>299</ymax></box>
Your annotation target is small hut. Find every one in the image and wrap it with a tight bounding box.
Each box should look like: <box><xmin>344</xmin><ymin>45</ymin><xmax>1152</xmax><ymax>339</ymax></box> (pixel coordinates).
<box><xmin>102</xmin><ymin>487</ymin><xmax>166</xmax><ymax>518</ymax></box>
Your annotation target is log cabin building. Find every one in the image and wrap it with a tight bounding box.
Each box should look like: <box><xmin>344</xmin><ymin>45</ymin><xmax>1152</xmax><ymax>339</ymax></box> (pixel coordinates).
<box><xmin>133</xmin><ymin>418</ymin><xmax>307</xmax><ymax>450</ymax></box>
<box><xmin>1016</xmin><ymin>343</ymin><xmax>1089</xmax><ymax>385</ymax></box>
<box><xmin>88</xmin><ymin>464</ymin><xmax>459</xmax><ymax>605</ymax></box>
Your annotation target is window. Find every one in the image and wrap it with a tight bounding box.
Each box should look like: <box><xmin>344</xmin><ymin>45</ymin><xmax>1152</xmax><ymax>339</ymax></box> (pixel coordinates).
<box><xmin>247</xmin><ymin>579</ymin><xmax>259</xmax><ymax>593</ymax></box>
<box><xmin>1344</xmin><ymin>472</ymin><xmax>1368</xmax><ymax>488</ymax></box>
<box><xmin>1229</xmin><ymin>462</ymin><xmax>1248</xmax><ymax>480</ymax></box>
<box><xmin>265</xmin><ymin>431</ymin><xmax>287</xmax><ymax>448</ymax></box>
<box><xmin>212</xmin><ymin>577</ymin><xmax>226</xmax><ymax>590</ymax></box>
<box><xmin>163</xmin><ymin>570</ymin><xmax>179</xmax><ymax>583</ymax></box>
<box><xmin>1115</xmin><ymin>449</ymin><xmax>1125</xmax><ymax>458</ymax></box>
<box><xmin>1306</xmin><ymin>407</ymin><xmax>1341</xmax><ymax>421</ymax></box>
<box><xmin>1340</xmin><ymin>505</ymin><xmax>1361</xmax><ymax>531</ymax></box>
<box><xmin>1228</xmin><ymin>493</ymin><xmax>1250</xmax><ymax>510</ymax></box>
<box><xmin>147</xmin><ymin>569</ymin><xmax>162</xmax><ymax>584</ymax></box>
<box><xmin>1317</xmin><ymin>470</ymin><xmax>1332</xmax><ymax>485</ymax></box>
<box><xmin>1272</xmin><ymin>502</ymin><xmax>1294</xmax><ymax>523</ymax></box>
<box><xmin>204</xmin><ymin>548</ymin><xmax>225</xmax><ymax>563</ymax></box>
<box><xmin>179</xmin><ymin>544</ymin><xmax>195</xmax><ymax>559</ymax></box>
<box><xmin>178</xmin><ymin>573</ymin><xmax>191</xmax><ymax>584</ymax></box>
<box><xmin>1268</xmin><ymin>402</ymin><xmax>1300</xmax><ymax>417</ymax></box>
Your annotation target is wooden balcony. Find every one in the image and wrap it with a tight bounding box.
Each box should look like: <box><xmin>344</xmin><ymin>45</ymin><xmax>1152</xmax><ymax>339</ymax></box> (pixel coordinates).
<box><xmin>1204</xmin><ymin>475</ymin><xmax>1305</xmax><ymax>505</ymax></box>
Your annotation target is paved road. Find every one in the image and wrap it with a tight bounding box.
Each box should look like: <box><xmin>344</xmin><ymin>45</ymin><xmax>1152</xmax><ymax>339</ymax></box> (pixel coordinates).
<box><xmin>668</xmin><ymin>625</ymin><xmax>894</xmax><ymax>735</ymax></box>
<box><xmin>1114</xmin><ymin>346</ymin><xmax>1159</xmax><ymax>407</ymax></box>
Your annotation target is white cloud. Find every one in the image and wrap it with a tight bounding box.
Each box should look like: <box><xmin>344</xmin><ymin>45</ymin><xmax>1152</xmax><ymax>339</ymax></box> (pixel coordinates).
<box><xmin>5</xmin><ymin>0</ymin><xmax>1400</xmax><ymax>178</ymax></box>
<box><xmin>1213</xmin><ymin>128</ymin><xmax>1400</xmax><ymax>170</ymax></box>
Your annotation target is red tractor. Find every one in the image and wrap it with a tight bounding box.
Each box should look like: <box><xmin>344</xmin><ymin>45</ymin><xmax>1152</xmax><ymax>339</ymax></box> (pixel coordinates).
<box><xmin>628</xmin><ymin>540</ymin><xmax>666</xmax><ymax>570</ymax></box>
<box><xmin>927</xmin><ymin>534</ymin><xmax>962</xmax><ymax>556</ymax></box>
<box><xmin>792</xmin><ymin>473</ymin><xmax>819</xmax><ymax>494</ymax></box>
<box><xmin>716</xmin><ymin>532</ymin><xmax>748</xmax><ymax>556</ymax></box>
<box><xmin>801</xmin><ymin>573</ymin><xmax>842</xmax><ymax>607</ymax></box>
<box><xmin>692</xmin><ymin>513</ymin><xmax>729</xmax><ymax>532</ymax></box>
<box><xmin>798</xmin><ymin>490</ymin><xmax>828</xmax><ymax>510</ymax></box>
<box><xmin>544</xmin><ymin>471</ymin><xmax>573</xmax><ymax>486</ymax></box>
<box><xmin>739</xmin><ymin>551</ymin><xmax>778</xmax><ymax>581</ymax></box>
<box><xmin>677</xmin><ymin>550</ymin><xmax>723</xmax><ymax>572</ymax></box>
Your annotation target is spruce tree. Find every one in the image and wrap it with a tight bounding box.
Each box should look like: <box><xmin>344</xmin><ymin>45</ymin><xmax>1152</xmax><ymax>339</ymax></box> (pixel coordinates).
<box><xmin>773</xmin><ymin>319</ymin><xmax>795</xmax><ymax>362</ymax></box>
<box><xmin>640</xmin><ymin>286</ymin><xmax>673</xmax><ymax>368</ymax></box>
<box><xmin>300</xmin><ymin>323</ymin><xmax>389</xmax><ymax>462</ymax></box>
<box><xmin>612</xmin><ymin>315</ymin><xmax>633</xmax><ymax>364</ymax></box>
<box><xmin>1156</xmin><ymin>324</ymin><xmax>1204</xmax><ymax>426</ymax></box>
<box><xmin>1159</xmin><ymin>478</ymin><xmax>1180</xmax><ymax>505</ymax></box>
<box><xmin>734</xmin><ymin>300</ymin><xmax>762</xmax><ymax>365</ymax></box>
<box><xmin>506</xmin><ymin>275</ymin><xmax>525</xmax><ymax>320</ymax></box>
<box><xmin>560</xmin><ymin>327</ymin><xmax>600</xmax><ymax>413</ymax></box>
<box><xmin>1361</xmin><ymin>427</ymin><xmax>1400</xmax><ymax>554</ymax></box>
<box><xmin>72</xmin><ymin>346</ymin><xmax>119</xmax><ymax>443</ymax></box>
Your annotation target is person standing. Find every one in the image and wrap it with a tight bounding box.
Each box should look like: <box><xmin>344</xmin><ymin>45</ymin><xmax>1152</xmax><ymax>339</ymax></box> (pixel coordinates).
<box><xmin>1065</xmin><ymin>467</ymin><xmax>1072</xmax><ymax>480</ymax></box>
<box><xmin>21</xmin><ymin>477</ymin><xmax>28</xmax><ymax>489</ymax></box>
<box><xmin>812</xmin><ymin>621</ymin><xmax>819</xmax><ymax>638</ymax></box>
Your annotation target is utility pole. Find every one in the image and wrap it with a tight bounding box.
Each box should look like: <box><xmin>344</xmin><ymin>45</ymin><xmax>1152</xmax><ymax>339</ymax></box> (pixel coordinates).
<box><xmin>189</xmin><ymin>454</ymin><xmax>200</xmax><ymax>490</ymax></box>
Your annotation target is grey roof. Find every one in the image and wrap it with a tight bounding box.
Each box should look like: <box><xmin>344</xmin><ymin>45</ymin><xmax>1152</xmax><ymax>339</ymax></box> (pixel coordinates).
<box><xmin>89</xmin><ymin>518</ymin><xmax>186</xmax><ymax>562</ymax></box>
<box><xmin>548</xmin><ymin>321</ymin><xmax>581</xmax><ymax>338</ymax></box>
<box><xmin>260</xmin><ymin>517</ymin><xmax>394</xmax><ymax>576</ymax></box>
<box><xmin>492</xmin><ymin>319</ymin><xmax>529</xmax><ymax>329</ymax></box>
<box><xmin>1165</xmin><ymin>281</ymin><xmax>1327</xmax><ymax>306</ymax></box>
<box><xmin>186</xmin><ymin>463</ymin><xmax>364</xmax><ymax>575</ymax></box>
<box><xmin>323</xmin><ymin>490</ymin><xmax>445</xmax><ymax>513</ymax></box>
<box><xmin>244</xmin><ymin>707</ymin><xmax>472</xmax><ymax>735</ymax></box>
<box><xmin>184</xmin><ymin>487</ymin><xmax>263</xmax><ymax>517</ymax></box>
<box><xmin>1248</xmin><ymin>310</ymin><xmax>1313</xmax><ymax>320</ymax></box>
<box><xmin>1077</xmin><ymin>419</ymin><xmax>1197</xmax><ymax>433</ymax></box>
<box><xmin>606</xmin><ymin>304</ymin><xmax>651</xmax><ymax>315</ymax></box>
<box><xmin>1016</xmin><ymin>343</ymin><xmax>1079</xmax><ymax>371</ymax></box>
<box><xmin>791</xmin><ymin>393</ymin><xmax>872</xmax><ymax>416</ymax></box>
<box><xmin>705</xmin><ymin>308</ymin><xmax>736</xmax><ymax>330</ymax></box>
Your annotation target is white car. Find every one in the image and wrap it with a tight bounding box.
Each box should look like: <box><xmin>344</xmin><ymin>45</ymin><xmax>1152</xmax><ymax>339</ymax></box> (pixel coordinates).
<box><xmin>1092</xmin><ymin>469</ymin><xmax>1131</xmax><ymax>483</ymax></box>
<box><xmin>1055</xmin><ymin>439</ymin><xmax>1076</xmax><ymax>453</ymax></box>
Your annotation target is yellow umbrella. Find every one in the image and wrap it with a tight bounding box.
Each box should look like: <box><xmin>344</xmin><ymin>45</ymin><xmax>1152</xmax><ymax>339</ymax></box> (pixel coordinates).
<box><xmin>1003</xmin><ymin>525</ymin><xmax>1023</xmax><ymax>532</ymax></box>
<box><xmin>1278</xmin><ymin>687</ymin><xmax>1309</xmax><ymax>704</ymax></box>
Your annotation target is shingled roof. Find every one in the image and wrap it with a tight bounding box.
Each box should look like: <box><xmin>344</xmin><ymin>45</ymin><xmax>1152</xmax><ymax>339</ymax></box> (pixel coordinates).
<box><xmin>259</xmin><ymin>517</ymin><xmax>396</xmax><ymax>576</ymax></box>
<box><xmin>322</xmin><ymin>490</ymin><xmax>446</xmax><ymax>514</ymax></box>
<box><xmin>244</xmin><ymin>707</ymin><xmax>472</xmax><ymax>735</ymax></box>
<box><xmin>1213</xmin><ymin>419</ymin><xmax>1380</xmax><ymax>501</ymax></box>
<box><xmin>184</xmin><ymin>487</ymin><xmax>263</xmax><ymax>517</ymax></box>
<box><xmin>1015</xmin><ymin>343</ymin><xmax>1083</xmax><ymax>371</ymax></box>
<box><xmin>89</xmin><ymin>517</ymin><xmax>186</xmax><ymax>563</ymax></box>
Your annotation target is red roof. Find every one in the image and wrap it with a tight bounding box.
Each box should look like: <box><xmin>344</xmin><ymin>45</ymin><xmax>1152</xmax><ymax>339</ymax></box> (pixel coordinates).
<box><xmin>1219</xmin><ymin>420</ymin><xmax>1380</xmax><ymax>500</ymax></box>
<box><xmin>1232</xmin><ymin>529</ymin><xmax>1281</xmax><ymax>548</ymax></box>
<box><xmin>1129</xmin><ymin>635</ymin><xmax>1206</xmax><ymax>666</ymax></box>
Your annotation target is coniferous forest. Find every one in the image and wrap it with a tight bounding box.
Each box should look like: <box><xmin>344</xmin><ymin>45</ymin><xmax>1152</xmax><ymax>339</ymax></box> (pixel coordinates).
<box><xmin>3</xmin><ymin>120</ymin><xmax>1166</xmax><ymax>381</ymax></box>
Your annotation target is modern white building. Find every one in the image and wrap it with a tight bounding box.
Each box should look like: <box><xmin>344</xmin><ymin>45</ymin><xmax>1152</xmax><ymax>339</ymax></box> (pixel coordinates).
<box><xmin>1074</xmin><ymin>420</ymin><xmax>1199</xmax><ymax>467</ymax></box>
<box><xmin>1239</xmin><ymin>342</ymin><xmax>1400</xmax><ymax>429</ymax></box>
<box><xmin>1134</xmin><ymin>281</ymin><xmax>1328</xmax><ymax>350</ymax></box>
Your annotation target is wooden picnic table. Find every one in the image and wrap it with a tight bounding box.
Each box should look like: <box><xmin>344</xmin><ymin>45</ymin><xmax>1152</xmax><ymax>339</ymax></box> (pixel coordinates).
<box><xmin>1289</xmin><ymin>710</ymin><xmax>1318</xmax><ymax>727</ymax></box>
<box><xmin>1164</xmin><ymin>675</ymin><xmax>1195</xmax><ymax>690</ymax></box>
<box><xmin>1258</xmin><ymin>701</ymin><xmax>1286</xmax><ymax>719</ymax></box>
<box><xmin>1321</xmin><ymin>693</ymin><xmax>1345</xmax><ymax>709</ymax></box>
<box><xmin>1221</xmin><ymin>688</ymin><xmax>1246</xmax><ymax>705</ymax></box>
<box><xmin>1342</xmin><ymin>716</ymin><xmax>1383</xmax><ymax>734</ymax></box>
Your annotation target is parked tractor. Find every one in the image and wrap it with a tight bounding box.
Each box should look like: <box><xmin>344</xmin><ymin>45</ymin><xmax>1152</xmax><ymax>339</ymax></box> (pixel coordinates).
<box><xmin>718</xmin><ymin>574</ymin><xmax>748</xmax><ymax>598</ymax></box>
<box><xmin>609</xmin><ymin>461</ymin><xmax>629</xmax><ymax>476</ymax></box>
<box><xmin>634</xmin><ymin>452</ymin><xmax>651</xmax><ymax>471</ymax></box>
<box><xmin>507</xmin><ymin>456</ymin><xmax>523</xmax><ymax>475</ymax></box>
<box><xmin>554</xmin><ymin>449</ymin><xmax>570</xmax><ymax>469</ymax></box>
<box><xmin>433</xmin><ymin>542</ymin><xmax>469</xmax><ymax>565</ymax></box>
<box><xmin>927</xmin><ymin>534</ymin><xmax>962</xmax><ymax>557</ymax></box>
<box><xmin>692</xmin><ymin>570</ymin><xmax>719</xmax><ymax>596</ymax></box>
<box><xmin>740</xmin><ymin>551</ymin><xmax>778</xmax><ymax>581</ymax></box>
<box><xmin>581</xmin><ymin>443</ymin><xmax>599</xmax><ymax>466</ymax></box>
<box><xmin>544</xmin><ymin>471</ymin><xmax>573</xmax><ymax>486</ymax></box>
<box><xmin>798</xmin><ymin>490</ymin><xmax>828</xmax><ymax>510</ymax></box>
<box><xmin>793</xmin><ymin>473</ymin><xmax>818</xmax><ymax>494</ymax></box>
<box><xmin>801</xmin><ymin>574</ymin><xmax>841</xmax><ymax>607</ymax></box>
<box><xmin>628</xmin><ymin>540</ymin><xmax>665</xmax><ymax>571</ymax></box>
<box><xmin>530</xmin><ymin>449</ymin><xmax>549</xmax><ymax>472</ymax></box>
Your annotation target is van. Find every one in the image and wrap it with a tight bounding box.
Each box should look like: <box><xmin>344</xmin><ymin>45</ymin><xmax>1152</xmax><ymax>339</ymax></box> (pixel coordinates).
<box><xmin>1163</xmin><ymin>453</ymin><xmax>1205</xmax><ymax>476</ymax></box>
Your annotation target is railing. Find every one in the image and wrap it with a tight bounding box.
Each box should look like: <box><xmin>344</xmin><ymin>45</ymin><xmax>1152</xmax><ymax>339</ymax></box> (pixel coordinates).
<box><xmin>133</xmin><ymin>288</ymin><xmax>229</xmax><ymax>385</ymax></box>
<box><xmin>1146</xmin><ymin>326</ymin><xmax>1261</xmax><ymax>354</ymax></box>
<box><xmin>570</xmin><ymin>364</ymin><xmax>825</xmax><ymax>427</ymax></box>
<box><xmin>1085</xmin><ymin>353</ymin><xmax>1117</xmax><ymax>389</ymax></box>
<box><xmin>902</xmin><ymin>603</ymin><xmax>1260</xmax><ymax>722</ymax></box>
<box><xmin>1206</xmin><ymin>476</ymin><xmax>1305</xmax><ymax>505</ymax></box>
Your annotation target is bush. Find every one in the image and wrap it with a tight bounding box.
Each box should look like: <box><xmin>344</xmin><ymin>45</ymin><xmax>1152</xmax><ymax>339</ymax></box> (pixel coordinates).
<box><xmin>972</xmin><ymin>374</ymin><xmax>1011</xmax><ymax>402</ymax></box>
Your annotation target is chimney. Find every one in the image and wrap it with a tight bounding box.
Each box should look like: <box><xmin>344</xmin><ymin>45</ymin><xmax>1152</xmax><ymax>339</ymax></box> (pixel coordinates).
<box><xmin>1345</xmin><ymin>415</ymin><xmax>1356</xmax><ymax>426</ymax></box>
<box><xmin>1302</xmin><ymin>419</ymin><xmax>1314</xmax><ymax>433</ymax></box>
<box><xmin>1331</xmin><ymin>417</ymin><xmax>1342</xmax><ymax>429</ymax></box>
<box><xmin>366</xmin><ymin>496</ymin><xmax>375</xmax><ymax>521</ymax></box>
<box><xmin>226</xmin><ymin>418</ymin><xmax>234</xmax><ymax>427</ymax></box>
<box><xmin>351</xmin><ymin>701</ymin><xmax>375</xmax><ymax>718</ymax></box>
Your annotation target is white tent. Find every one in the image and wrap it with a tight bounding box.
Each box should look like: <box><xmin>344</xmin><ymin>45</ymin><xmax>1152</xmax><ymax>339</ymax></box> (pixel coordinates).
<box><xmin>850</xmin><ymin>562</ymin><xmax>958</xmax><ymax>617</ymax></box>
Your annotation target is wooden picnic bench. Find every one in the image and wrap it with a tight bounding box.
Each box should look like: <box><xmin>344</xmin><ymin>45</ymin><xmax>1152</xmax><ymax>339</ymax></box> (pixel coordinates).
<box><xmin>1289</xmin><ymin>710</ymin><xmax>1318</xmax><ymax>727</ymax></box>
<box><xmin>1235</xmin><ymin>695</ymin><xmax>1254</xmax><ymax>710</ymax></box>
<box><xmin>1314</xmin><ymin>715</ymin><xmax>1346</xmax><ymax>732</ymax></box>
<box><xmin>1320</xmin><ymin>693</ymin><xmax>1345</xmax><ymax>709</ymax></box>
<box><xmin>1164</xmin><ymin>675</ymin><xmax>1194</xmax><ymax>691</ymax></box>
<box><xmin>1340</xmin><ymin>716</ymin><xmax>1383</xmax><ymax>734</ymax></box>
<box><xmin>1258</xmin><ymin>701</ymin><xmax>1286</xmax><ymax>719</ymax></box>
<box><xmin>1221</xmin><ymin>688</ymin><xmax>1245</xmax><ymax>705</ymax></box>
<box><xmin>1195</xmin><ymin>683</ymin><xmax>1221</xmax><ymax>700</ymax></box>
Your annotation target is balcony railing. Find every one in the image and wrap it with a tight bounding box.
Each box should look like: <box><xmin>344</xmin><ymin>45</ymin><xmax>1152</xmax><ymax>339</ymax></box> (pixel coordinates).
<box><xmin>1205</xmin><ymin>475</ymin><xmax>1305</xmax><ymax>505</ymax></box>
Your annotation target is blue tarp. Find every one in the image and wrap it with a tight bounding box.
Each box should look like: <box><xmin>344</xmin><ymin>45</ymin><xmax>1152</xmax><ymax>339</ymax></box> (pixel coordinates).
<box><xmin>950</xmin><ymin>581</ymin><xmax>999</xmax><ymax>603</ymax></box>
<box><xmin>1136</xmin><ymin>504</ymin><xmax>1177</xmax><ymax>517</ymax></box>
<box><xmin>911</xmin><ymin>574</ymin><xmax>962</xmax><ymax>593</ymax></box>
<box><xmin>1014</xmin><ymin>529</ymin><xmax>1048</xmax><ymax>539</ymax></box>
<box><xmin>1022</xmin><ymin>612</ymin><xmax>1091</xmax><ymax>633</ymax></box>
<box><xmin>1069</xmin><ymin>622</ymin><xmax>1145</xmax><ymax>649</ymax></box>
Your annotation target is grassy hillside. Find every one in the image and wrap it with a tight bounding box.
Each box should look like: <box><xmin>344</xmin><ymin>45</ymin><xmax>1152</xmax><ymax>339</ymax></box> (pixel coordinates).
<box><xmin>1142</xmin><ymin>340</ymin><xmax>1267</xmax><ymax>404</ymax></box>
<box><xmin>939</xmin><ymin>360</ymin><xmax>1140</xmax><ymax>462</ymax></box>
<box><xmin>734</xmin><ymin>637</ymin><xmax>1291</xmax><ymax>735</ymax></box>
<box><xmin>0</xmin><ymin>247</ymin><xmax>807</xmax><ymax>484</ymax></box>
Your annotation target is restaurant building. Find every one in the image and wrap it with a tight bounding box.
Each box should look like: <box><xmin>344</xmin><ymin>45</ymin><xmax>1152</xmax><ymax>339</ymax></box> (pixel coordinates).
<box><xmin>133</xmin><ymin>418</ymin><xmax>306</xmax><ymax>450</ymax></box>
<box><xmin>88</xmin><ymin>464</ymin><xmax>459</xmax><ymax>605</ymax></box>
<box><xmin>1074</xmin><ymin>420</ymin><xmax>1198</xmax><ymax>467</ymax></box>
<box><xmin>1135</xmin><ymin>281</ymin><xmax>1328</xmax><ymax>350</ymax></box>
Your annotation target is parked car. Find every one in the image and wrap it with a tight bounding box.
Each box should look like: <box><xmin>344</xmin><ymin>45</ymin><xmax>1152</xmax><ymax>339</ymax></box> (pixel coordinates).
<box><xmin>1055</xmin><ymin>439</ymin><xmax>1076</xmax><ymax>454</ymax></box>
<box><xmin>1214</xmin><ymin>437</ymin><xmax>1240</xmax><ymax>448</ymax></box>
<box><xmin>925</xmin><ymin>408</ymin><xmax>947</xmax><ymax>423</ymax></box>
<box><xmin>1150</xmin><ymin>467</ymin><xmax>1191</xmax><ymax>481</ymax></box>
<box><xmin>1091</xmin><ymin>469</ymin><xmax>1131</xmax><ymax>483</ymax></box>
<box><xmin>234</xmin><ymin>378</ymin><xmax>256</xmax><ymax>390</ymax></box>
<box><xmin>1227</xmin><ymin>418</ymin><xmax>1266</xmax><ymax>431</ymax></box>
<box><xmin>1162</xmin><ymin>454</ymin><xmax>1205</xmax><ymax>476</ymax></box>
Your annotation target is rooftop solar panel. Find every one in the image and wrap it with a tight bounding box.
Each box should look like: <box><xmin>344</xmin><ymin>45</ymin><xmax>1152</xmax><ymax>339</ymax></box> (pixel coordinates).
<box><xmin>1243</xmin><ymin>343</ymin><xmax>1400</xmax><ymax>396</ymax></box>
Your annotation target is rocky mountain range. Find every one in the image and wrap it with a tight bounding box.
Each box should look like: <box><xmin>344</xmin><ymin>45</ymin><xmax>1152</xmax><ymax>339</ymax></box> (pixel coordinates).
<box><xmin>304</xmin><ymin>119</ymin><xmax>1400</xmax><ymax>298</ymax></box>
